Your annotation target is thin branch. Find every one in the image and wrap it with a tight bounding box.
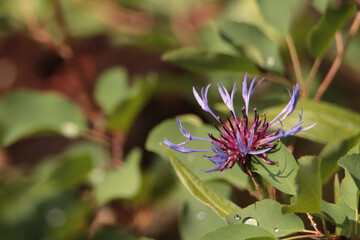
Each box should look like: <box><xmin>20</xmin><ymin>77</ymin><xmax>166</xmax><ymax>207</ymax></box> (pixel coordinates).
<box><xmin>335</xmin><ymin>31</ymin><xmax>344</xmax><ymax>55</ymax></box>
<box><xmin>305</xmin><ymin>58</ymin><xmax>321</xmax><ymax>98</ymax></box>
<box><xmin>301</xmin><ymin>230</ymin><xmax>318</xmax><ymax>234</ymax></box>
<box><xmin>355</xmin><ymin>209</ymin><xmax>358</xmax><ymax>237</ymax></box>
<box><xmin>286</xmin><ymin>35</ymin><xmax>305</xmax><ymax>94</ymax></box>
<box><xmin>307</xmin><ymin>213</ymin><xmax>321</xmax><ymax>234</ymax></box>
<box><xmin>52</xmin><ymin>0</ymin><xmax>98</xmax><ymax>117</ymax></box>
<box><xmin>111</xmin><ymin>132</ymin><xmax>126</xmax><ymax>167</ymax></box>
<box><xmin>281</xmin><ymin>234</ymin><xmax>326</xmax><ymax>240</ymax></box>
<box><xmin>314</xmin><ymin>11</ymin><xmax>360</xmax><ymax>101</ymax></box>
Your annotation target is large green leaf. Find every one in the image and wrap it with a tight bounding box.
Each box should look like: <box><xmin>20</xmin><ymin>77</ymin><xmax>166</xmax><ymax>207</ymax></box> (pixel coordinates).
<box><xmin>251</xmin><ymin>143</ymin><xmax>298</xmax><ymax>195</ymax></box>
<box><xmin>338</xmin><ymin>153</ymin><xmax>360</xmax><ymax>189</ymax></box>
<box><xmin>198</xmin><ymin>224</ymin><xmax>276</xmax><ymax>240</ymax></box>
<box><xmin>0</xmin><ymin>90</ymin><xmax>86</xmax><ymax>146</ymax></box>
<box><xmin>264</xmin><ymin>100</ymin><xmax>360</xmax><ymax>143</ymax></box>
<box><xmin>146</xmin><ymin>115</ymin><xmax>249</xmax><ymax>188</ymax></box>
<box><xmin>321</xmin><ymin>200</ymin><xmax>349</xmax><ymax>228</ymax></box>
<box><xmin>336</xmin><ymin>197</ymin><xmax>360</xmax><ymax>238</ymax></box>
<box><xmin>180</xmin><ymin>182</ymin><xmax>230</xmax><ymax>240</ymax></box>
<box><xmin>256</xmin><ymin>0</ymin><xmax>300</xmax><ymax>35</ymax></box>
<box><xmin>94</xmin><ymin>67</ymin><xmax>129</xmax><ymax>115</ymax></box>
<box><xmin>107</xmin><ymin>75</ymin><xmax>157</xmax><ymax>132</ymax></box>
<box><xmin>93</xmin><ymin>148</ymin><xmax>142</xmax><ymax>205</ymax></box>
<box><xmin>308</xmin><ymin>0</ymin><xmax>330</xmax><ymax>13</ymax></box>
<box><xmin>226</xmin><ymin>200</ymin><xmax>304</xmax><ymax>237</ymax></box>
<box><xmin>307</xmin><ymin>3</ymin><xmax>355</xmax><ymax>58</ymax></box>
<box><xmin>163</xmin><ymin>145</ymin><xmax>241</xmax><ymax>219</ymax></box>
<box><xmin>218</xmin><ymin>21</ymin><xmax>283</xmax><ymax>72</ymax></box>
<box><xmin>340</xmin><ymin>170</ymin><xmax>360</xmax><ymax>210</ymax></box>
<box><xmin>320</xmin><ymin>134</ymin><xmax>360</xmax><ymax>183</ymax></box>
<box><xmin>282</xmin><ymin>156</ymin><xmax>322</xmax><ymax>214</ymax></box>
<box><xmin>161</xmin><ymin>48</ymin><xmax>258</xmax><ymax>74</ymax></box>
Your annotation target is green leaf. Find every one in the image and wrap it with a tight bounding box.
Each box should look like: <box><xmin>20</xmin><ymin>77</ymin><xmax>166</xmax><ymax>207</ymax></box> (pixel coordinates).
<box><xmin>218</xmin><ymin>21</ymin><xmax>284</xmax><ymax>72</ymax></box>
<box><xmin>340</xmin><ymin>170</ymin><xmax>360</xmax><ymax>210</ymax></box>
<box><xmin>264</xmin><ymin>100</ymin><xmax>360</xmax><ymax>143</ymax></box>
<box><xmin>251</xmin><ymin>143</ymin><xmax>298</xmax><ymax>195</ymax></box>
<box><xmin>308</xmin><ymin>0</ymin><xmax>330</xmax><ymax>13</ymax></box>
<box><xmin>320</xmin><ymin>134</ymin><xmax>360</xmax><ymax>183</ymax></box>
<box><xmin>91</xmin><ymin>227</ymin><xmax>153</xmax><ymax>240</ymax></box>
<box><xmin>180</xmin><ymin>182</ymin><xmax>230</xmax><ymax>240</ymax></box>
<box><xmin>256</xmin><ymin>0</ymin><xmax>300</xmax><ymax>35</ymax></box>
<box><xmin>338</xmin><ymin>153</ymin><xmax>360</xmax><ymax>189</ymax></box>
<box><xmin>49</xmin><ymin>151</ymin><xmax>93</xmax><ymax>191</ymax></box>
<box><xmin>163</xmin><ymin>145</ymin><xmax>241</xmax><ymax>219</ymax></box>
<box><xmin>94</xmin><ymin>67</ymin><xmax>129</xmax><ymax>115</ymax></box>
<box><xmin>336</xmin><ymin>197</ymin><xmax>360</xmax><ymax>238</ymax></box>
<box><xmin>107</xmin><ymin>75</ymin><xmax>157</xmax><ymax>132</ymax></box>
<box><xmin>307</xmin><ymin>3</ymin><xmax>355</xmax><ymax>58</ymax></box>
<box><xmin>93</xmin><ymin>148</ymin><xmax>142</xmax><ymax>205</ymax></box>
<box><xmin>321</xmin><ymin>200</ymin><xmax>349</xmax><ymax>228</ymax></box>
<box><xmin>198</xmin><ymin>224</ymin><xmax>276</xmax><ymax>240</ymax></box>
<box><xmin>0</xmin><ymin>142</ymin><xmax>101</xmax><ymax>224</ymax></box>
<box><xmin>0</xmin><ymin>90</ymin><xmax>86</xmax><ymax>146</ymax></box>
<box><xmin>282</xmin><ymin>156</ymin><xmax>322</xmax><ymax>214</ymax></box>
<box><xmin>161</xmin><ymin>48</ymin><xmax>258</xmax><ymax>74</ymax></box>
<box><xmin>146</xmin><ymin>115</ymin><xmax>249</xmax><ymax>188</ymax></box>
<box><xmin>227</xmin><ymin>200</ymin><xmax>304</xmax><ymax>237</ymax></box>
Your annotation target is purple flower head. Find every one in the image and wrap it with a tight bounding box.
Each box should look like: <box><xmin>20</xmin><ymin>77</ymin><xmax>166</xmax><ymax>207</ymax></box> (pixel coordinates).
<box><xmin>164</xmin><ymin>74</ymin><xmax>316</xmax><ymax>172</ymax></box>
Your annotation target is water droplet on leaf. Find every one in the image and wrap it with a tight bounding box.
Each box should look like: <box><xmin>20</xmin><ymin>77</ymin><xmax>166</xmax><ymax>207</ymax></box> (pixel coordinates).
<box><xmin>234</xmin><ymin>214</ymin><xmax>241</xmax><ymax>220</ymax></box>
<box><xmin>196</xmin><ymin>211</ymin><xmax>206</xmax><ymax>220</ymax></box>
<box><xmin>274</xmin><ymin>228</ymin><xmax>279</xmax><ymax>232</ymax></box>
<box><xmin>242</xmin><ymin>217</ymin><xmax>258</xmax><ymax>226</ymax></box>
<box><xmin>46</xmin><ymin>208</ymin><xmax>66</xmax><ymax>228</ymax></box>
<box><xmin>90</xmin><ymin>168</ymin><xmax>105</xmax><ymax>183</ymax></box>
<box><xmin>266</xmin><ymin>57</ymin><xmax>275</xmax><ymax>67</ymax></box>
<box><xmin>60</xmin><ymin>122</ymin><xmax>79</xmax><ymax>137</ymax></box>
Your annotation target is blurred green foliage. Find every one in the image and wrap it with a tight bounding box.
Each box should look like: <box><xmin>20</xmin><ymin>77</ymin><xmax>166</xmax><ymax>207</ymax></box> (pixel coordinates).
<box><xmin>0</xmin><ymin>0</ymin><xmax>360</xmax><ymax>239</ymax></box>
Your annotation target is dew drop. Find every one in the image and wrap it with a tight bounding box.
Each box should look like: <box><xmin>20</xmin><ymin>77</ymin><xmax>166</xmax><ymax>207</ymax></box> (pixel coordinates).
<box><xmin>60</xmin><ymin>122</ymin><xmax>79</xmax><ymax>137</ymax></box>
<box><xmin>234</xmin><ymin>214</ymin><xmax>241</xmax><ymax>220</ymax></box>
<box><xmin>242</xmin><ymin>217</ymin><xmax>258</xmax><ymax>226</ymax></box>
<box><xmin>90</xmin><ymin>168</ymin><xmax>105</xmax><ymax>183</ymax></box>
<box><xmin>196</xmin><ymin>211</ymin><xmax>206</xmax><ymax>220</ymax></box>
<box><xmin>274</xmin><ymin>228</ymin><xmax>279</xmax><ymax>233</ymax></box>
<box><xmin>45</xmin><ymin>208</ymin><xmax>66</xmax><ymax>228</ymax></box>
<box><xmin>266</xmin><ymin>57</ymin><xmax>275</xmax><ymax>67</ymax></box>
<box><xmin>314</xmin><ymin>223</ymin><xmax>317</xmax><ymax>227</ymax></box>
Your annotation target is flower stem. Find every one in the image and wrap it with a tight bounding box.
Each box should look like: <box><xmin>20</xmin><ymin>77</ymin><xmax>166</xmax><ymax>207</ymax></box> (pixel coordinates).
<box><xmin>248</xmin><ymin>169</ymin><xmax>267</xmax><ymax>200</ymax></box>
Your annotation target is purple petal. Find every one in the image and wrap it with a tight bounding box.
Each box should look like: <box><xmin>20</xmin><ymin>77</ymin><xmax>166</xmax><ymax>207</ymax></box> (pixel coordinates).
<box><xmin>202</xmin><ymin>165</ymin><xmax>223</xmax><ymax>173</ymax></box>
<box><xmin>236</xmin><ymin>133</ymin><xmax>247</xmax><ymax>154</ymax></box>
<box><xmin>242</xmin><ymin>74</ymin><xmax>263</xmax><ymax>115</ymax></box>
<box><xmin>176</xmin><ymin>117</ymin><xmax>210</xmax><ymax>141</ymax></box>
<box><xmin>270</xmin><ymin>84</ymin><xmax>300</xmax><ymax>126</ymax></box>
<box><xmin>205</xmin><ymin>154</ymin><xmax>228</xmax><ymax>165</ymax></box>
<box><xmin>163</xmin><ymin>138</ymin><xmax>212</xmax><ymax>153</ymax></box>
<box><xmin>249</xmin><ymin>148</ymin><xmax>272</xmax><ymax>155</ymax></box>
<box><xmin>218</xmin><ymin>82</ymin><xmax>237</xmax><ymax>117</ymax></box>
<box><xmin>193</xmin><ymin>85</ymin><xmax>220</xmax><ymax>122</ymax></box>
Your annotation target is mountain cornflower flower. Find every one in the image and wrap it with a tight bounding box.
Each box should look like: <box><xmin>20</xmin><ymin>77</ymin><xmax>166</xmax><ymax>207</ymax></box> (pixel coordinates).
<box><xmin>163</xmin><ymin>74</ymin><xmax>316</xmax><ymax>173</ymax></box>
